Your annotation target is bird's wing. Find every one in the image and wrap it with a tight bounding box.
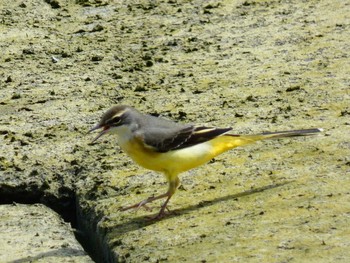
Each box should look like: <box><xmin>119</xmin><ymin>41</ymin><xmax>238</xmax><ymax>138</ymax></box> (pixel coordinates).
<box><xmin>142</xmin><ymin>125</ymin><xmax>232</xmax><ymax>152</ymax></box>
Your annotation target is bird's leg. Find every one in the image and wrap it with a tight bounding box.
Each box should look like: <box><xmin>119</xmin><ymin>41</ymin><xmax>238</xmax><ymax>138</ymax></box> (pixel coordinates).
<box><xmin>148</xmin><ymin>176</ymin><xmax>180</xmax><ymax>220</ymax></box>
<box><xmin>148</xmin><ymin>193</ymin><xmax>173</xmax><ymax>220</ymax></box>
<box><xmin>119</xmin><ymin>176</ymin><xmax>180</xmax><ymax>220</ymax></box>
<box><xmin>119</xmin><ymin>192</ymin><xmax>169</xmax><ymax>212</ymax></box>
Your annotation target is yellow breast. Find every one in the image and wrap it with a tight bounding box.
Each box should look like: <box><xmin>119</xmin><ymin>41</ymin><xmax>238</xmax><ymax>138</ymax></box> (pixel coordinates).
<box><xmin>120</xmin><ymin>137</ymin><xmax>164</xmax><ymax>171</ymax></box>
<box><xmin>119</xmin><ymin>135</ymin><xmax>242</xmax><ymax>176</ymax></box>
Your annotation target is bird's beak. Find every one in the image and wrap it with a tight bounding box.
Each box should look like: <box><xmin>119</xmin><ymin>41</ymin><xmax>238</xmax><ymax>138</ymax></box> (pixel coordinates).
<box><xmin>88</xmin><ymin>124</ymin><xmax>110</xmax><ymax>143</ymax></box>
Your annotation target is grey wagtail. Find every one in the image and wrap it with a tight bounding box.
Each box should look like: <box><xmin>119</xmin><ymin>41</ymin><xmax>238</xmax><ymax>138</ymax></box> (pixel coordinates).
<box><xmin>89</xmin><ymin>105</ymin><xmax>322</xmax><ymax>219</ymax></box>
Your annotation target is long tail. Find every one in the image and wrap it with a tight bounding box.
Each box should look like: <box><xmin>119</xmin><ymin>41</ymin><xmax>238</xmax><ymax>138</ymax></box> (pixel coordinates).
<box><xmin>258</xmin><ymin>128</ymin><xmax>323</xmax><ymax>139</ymax></box>
<box><xmin>212</xmin><ymin>128</ymin><xmax>323</xmax><ymax>153</ymax></box>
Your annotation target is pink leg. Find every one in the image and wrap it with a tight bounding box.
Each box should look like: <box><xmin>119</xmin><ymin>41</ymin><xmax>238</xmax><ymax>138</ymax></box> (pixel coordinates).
<box><xmin>119</xmin><ymin>191</ymin><xmax>170</xmax><ymax>212</ymax></box>
<box><xmin>119</xmin><ymin>175</ymin><xmax>180</xmax><ymax>220</ymax></box>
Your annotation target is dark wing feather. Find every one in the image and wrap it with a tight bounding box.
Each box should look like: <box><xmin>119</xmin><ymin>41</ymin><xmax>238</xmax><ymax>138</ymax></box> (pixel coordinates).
<box><xmin>179</xmin><ymin>126</ymin><xmax>232</xmax><ymax>149</ymax></box>
<box><xmin>159</xmin><ymin>126</ymin><xmax>194</xmax><ymax>152</ymax></box>
<box><xmin>143</xmin><ymin>125</ymin><xmax>232</xmax><ymax>153</ymax></box>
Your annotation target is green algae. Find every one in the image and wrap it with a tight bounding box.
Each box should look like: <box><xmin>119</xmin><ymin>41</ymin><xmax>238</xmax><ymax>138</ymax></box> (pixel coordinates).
<box><xmin>1</xmin><ymin>0</ymin><xmax>349</xmax><ymax>262</ymax></box>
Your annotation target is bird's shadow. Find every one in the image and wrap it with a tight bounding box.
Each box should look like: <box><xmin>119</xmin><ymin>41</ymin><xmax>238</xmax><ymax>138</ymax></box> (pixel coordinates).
<box><xmin>98</xmin><ymin>180</ymin><xmax>293</xmax><ymax>238</ymax></box>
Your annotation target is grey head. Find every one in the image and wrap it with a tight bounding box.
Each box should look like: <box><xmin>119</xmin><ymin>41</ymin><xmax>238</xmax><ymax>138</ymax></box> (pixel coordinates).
<box><xmin>88</xmin><ymin>105</ymin><xmax>186</xmax><ymax>143</ymax></box>
<box><xmin>88</xmin><ymin>105</ymin><xmax>139</xmax><ymax>142</ymax></box>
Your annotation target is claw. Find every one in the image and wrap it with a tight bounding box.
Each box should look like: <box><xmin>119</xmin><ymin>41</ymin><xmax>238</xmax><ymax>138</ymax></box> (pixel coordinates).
<box><xmin>119</xmin><ymin>191</ymin><xmax>173</xmax><ymax>219</ymax></box>
<box><xmin>146</xmin><ymin>210</ymin><xmax>168</xmax><ymax>221</ymax></box>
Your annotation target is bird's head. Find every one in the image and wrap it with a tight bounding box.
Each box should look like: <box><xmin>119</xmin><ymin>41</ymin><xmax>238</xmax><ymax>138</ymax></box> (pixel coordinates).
<box><xmin>88</xmin><ymin>105</ymin><xmax>135</xmax><ymax>143</ymax></box>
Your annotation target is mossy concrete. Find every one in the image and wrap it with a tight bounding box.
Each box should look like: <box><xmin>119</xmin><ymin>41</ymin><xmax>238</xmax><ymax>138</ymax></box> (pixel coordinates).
<box><xmin>1</xmin><ymin>0</ymin><xmax>349</xmax><ymax>262</ymax></box>
<box><xmin>0</xmin><ymin>204</ymin><xmax>92</xmax><ymax>262</ymax></box>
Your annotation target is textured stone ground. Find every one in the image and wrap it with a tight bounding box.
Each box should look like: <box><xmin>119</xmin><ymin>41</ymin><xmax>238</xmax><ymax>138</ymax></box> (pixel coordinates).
<box><xmin>1</xmin><ymin>0</ymin><xmax>349</xmax><ymax>262</ymax></box>
<box><xmin>0</xmin><ymin>204</ymin><xmax>92</xmax><ymax>262</ymax></box>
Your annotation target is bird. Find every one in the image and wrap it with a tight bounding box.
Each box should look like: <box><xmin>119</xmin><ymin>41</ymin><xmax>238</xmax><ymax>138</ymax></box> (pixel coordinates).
<box><xmin>88</xmin><ymin>105</ymin><xmax>322</xmax><ymax>219</ymax></box>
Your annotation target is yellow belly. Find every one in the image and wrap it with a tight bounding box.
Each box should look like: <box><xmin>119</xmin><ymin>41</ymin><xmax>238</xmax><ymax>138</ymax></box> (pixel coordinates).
<box><xmin>119</xmin><ymin>135</ymin><xmax>254</xmax><ymax>177</ymax></box>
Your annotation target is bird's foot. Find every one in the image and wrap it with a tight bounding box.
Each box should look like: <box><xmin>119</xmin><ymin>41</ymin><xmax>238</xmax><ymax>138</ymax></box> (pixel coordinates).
<box><xmin>145</xmin><ymin>204</ymin><xmax>171</xmax><ymax>221</ymax></box>
<box><xmin>118</xmin><ymin>197</ymin><xmax>153</xmax><ymax>212</ymax></box>
<box><xmin>119</xmin><ymin>192</ymin><xmax>173</xmax><ymax>221</ymax></box>
<box><xmin>119</xmin><ymin>193</ymin><xmax>169</xmax><ymax>212</ymax></box>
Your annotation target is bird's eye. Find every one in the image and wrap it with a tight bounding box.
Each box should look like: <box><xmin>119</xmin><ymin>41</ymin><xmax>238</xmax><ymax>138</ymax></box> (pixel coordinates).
<box><xmin>111</xmin><ymin>116</ymin><xmax>121</xmax><ymax>125</ymax></box>
<box><xmin>106</xmin><ymin>115</ymin><xmax>122</xmax><ymax>126</ymax></box>
<box><xmin>112</xmin><ymin>116</ymin><xmax>121</xmax><ymax>123</ymax></box>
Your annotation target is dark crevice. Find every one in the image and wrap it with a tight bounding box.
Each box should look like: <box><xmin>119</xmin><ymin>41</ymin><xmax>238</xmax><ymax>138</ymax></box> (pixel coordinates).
<box><xmin>0</xmin><ymin>184</ymin><xmax>76</xmax><ymax>225</ymax></box>
<box><xmin>0</xmin><ymin>186</ymin><xmax>98</xmax><ymax>262</ymax></box>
